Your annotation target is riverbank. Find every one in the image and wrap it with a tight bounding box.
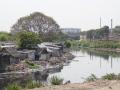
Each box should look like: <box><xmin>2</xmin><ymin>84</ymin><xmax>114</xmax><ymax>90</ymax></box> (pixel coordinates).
<box><xmin>28</xmin><ymin>80</ymin><xmax>120</xmax><ymax>90</ymax></box>
<box><xmin>69</xmin><ymin>40</ymin><xmax>120</xmax><ymax>49</ymax></box>
<box><xmin>0</xmin><ymin>51</ymin><xmax>75</xmax><ymax>89</ymax></box>
<box><xmin>92</xmin><ymin>48</ymin><xmax>120</xmax><ymax>53</ymax></box>
<box><xmin>68</xmin><ymin>40</ymin><xmax>120</xmax><ymax>52</ymax></box>
<box><xmin>80</xmin><ymin>47</ymin><xmax>120</xmax><ymax>53</ymax></box>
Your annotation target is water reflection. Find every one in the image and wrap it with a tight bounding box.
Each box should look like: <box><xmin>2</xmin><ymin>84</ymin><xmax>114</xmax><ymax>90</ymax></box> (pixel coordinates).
<box><xmin>82</xmin><ymin>49</ymin><xmax>120</xmax><ymax>68</ymax></box>
<box><xmin>49</xmin><ymin>49</ymin><xmax>120</xmax><ymax>83</ymax></box>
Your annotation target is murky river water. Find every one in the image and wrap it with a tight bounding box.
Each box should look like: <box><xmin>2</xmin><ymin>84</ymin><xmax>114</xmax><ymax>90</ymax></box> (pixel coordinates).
<box><xmin>49</xmin><ymin>49</ymin><xmax>120</xmax><ymax>83</ymax></box>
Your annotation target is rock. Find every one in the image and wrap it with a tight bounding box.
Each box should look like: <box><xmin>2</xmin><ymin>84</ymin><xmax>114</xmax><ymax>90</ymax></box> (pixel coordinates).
<box><xmin>64</xmin><ymin>80</ymin><xmax>71</xmax><ymax>84</ymax></box>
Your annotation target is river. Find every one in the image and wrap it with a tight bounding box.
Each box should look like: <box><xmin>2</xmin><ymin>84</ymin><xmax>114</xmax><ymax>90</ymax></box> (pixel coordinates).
<box><xmin>49</xmin><ymin>49</ymin><xmax>120</xmax><ymax>83</ymax></box>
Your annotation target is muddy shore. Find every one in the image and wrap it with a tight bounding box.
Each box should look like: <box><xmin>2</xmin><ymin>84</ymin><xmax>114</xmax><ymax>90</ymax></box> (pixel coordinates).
<box><xmin>28</xmin><ymin>80</ymin><xmax>120</xmax><ymax>90</ymax></box>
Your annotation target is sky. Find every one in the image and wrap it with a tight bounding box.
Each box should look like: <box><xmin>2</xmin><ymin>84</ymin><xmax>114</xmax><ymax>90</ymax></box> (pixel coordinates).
<box><xmin>0</xmin><ymin>0</ymin><xmax>120</xmax><ymax>32</ymax></box>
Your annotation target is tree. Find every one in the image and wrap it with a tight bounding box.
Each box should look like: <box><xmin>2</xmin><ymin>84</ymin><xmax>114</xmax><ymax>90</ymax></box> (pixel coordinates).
<box><xmin>0</xmin><ymin>32</ymin><xmax>13</xmax><ymax>41</ymax></box>
<box><xmin>86</xmin><ymin>26</ymin><xmax>110</xmax><ymax>40</ymax></box>
<box><xmin>113</xmin><ymin>26</ymin><xmax>120</xmax><ymax>33</ymax></box>
<box><xmin>17</xmin><ymin>31</ymin><xmax>41</xmax><ymax>49</ymax></box>
<box><xmin>11</xmin><ymin>12</ymin><xmax>62</xmax><ymax>42</ymax></box>
<box><xmin>11</xmin><ymin>12</ymin><xmax>60</xmax><ymax>35</ymax></box>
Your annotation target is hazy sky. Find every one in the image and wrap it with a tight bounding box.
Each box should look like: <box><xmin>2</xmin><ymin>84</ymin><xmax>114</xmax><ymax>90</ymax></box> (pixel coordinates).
<box><xmin>0</xmin><ymin>0</ymin><xmax>120</xmax><ymax>32</ymax></box>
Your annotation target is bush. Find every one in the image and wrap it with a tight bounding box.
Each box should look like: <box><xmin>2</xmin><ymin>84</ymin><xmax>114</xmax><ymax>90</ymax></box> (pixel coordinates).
<box><xmin>5</xmin><ymin>83</ymin><xmax>22</xmax><ymax>90</ymax></box>
<box><xmin>0</xmin><ymin>32</ymin><xmax>13</xmax><ymax>41</ymax></box>
<box><xmin>64</xmin><ymin>41</ymin><xmax>72</xmax><ymax>48</ymax></box>
<box><xmin>102</xmin><ymin>73</ymin><xmax>117</xmax><ymax>80</ymax></box>
<box><xmin>26</xmin><ymin>80</ymin><xmax>42</xmax><ymax>89</ymax></box>
<box><xmin>50</xmin><ymin>76</ymin><xmax>63</xmax><ymax>85</ymax></box>
<box><xmin>85</xmin><ymin>74</ymin><xmax>98</xmax><ymax>82</ymax></box>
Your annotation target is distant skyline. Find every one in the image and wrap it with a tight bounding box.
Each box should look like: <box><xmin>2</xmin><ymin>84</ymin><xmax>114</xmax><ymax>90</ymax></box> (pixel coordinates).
<box><xmin>0</xmin><ymin>0</ymin><xmax>120</xmax><ymax>32</ymax></box>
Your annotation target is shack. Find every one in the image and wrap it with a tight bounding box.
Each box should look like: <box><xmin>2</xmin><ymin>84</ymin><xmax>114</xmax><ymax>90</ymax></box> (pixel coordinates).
<box><xmin>37</xmin><ymin>42</ymin><xmax>63</xmax><ymax>59</ymax></box>
<box><xmin>18</xmin><ymin>50</ymin><xmax>35</xmax><ymax>60</ymax></box>
<box><xmin>0</xmin><ymin>47</ymin><xmax>21</xmax><ymax>72</ymax></box>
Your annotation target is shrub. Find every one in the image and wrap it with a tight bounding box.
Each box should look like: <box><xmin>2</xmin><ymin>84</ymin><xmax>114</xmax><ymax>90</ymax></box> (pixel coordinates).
<box><xmin>102</xmin><ymin>73</ymin><xmax>117</xmax><ymax>80</ymax></box>
<box><xmin>85</xmin><ymin>74</ymin><xmax>98</xmax><ymax>82</ymax></box>
<box><xmin>5</xmin><ymin>83</ymin><xmax>22</xmax><ymax>90</ymax></box>
<box><xmin>26</xmin><ymin>80</ymin><xmax>42</xmax><ymax>89</ymax></box>
<box><xmin>65</xmin><ymin>41</ymin><xmax>71</xmax><ymax>48</ymax></box>
<box><xmin>50</xmin><ymin>76</ymin><xmax>63</xmax><ymax>85</ymax></box>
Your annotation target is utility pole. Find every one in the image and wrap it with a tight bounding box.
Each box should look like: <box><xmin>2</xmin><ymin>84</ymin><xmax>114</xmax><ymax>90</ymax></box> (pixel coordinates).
<box><xmin>100</xmin><ymin>17</ymin><xmax>102</xmax><ymax>28</ymax></box>
<box><xmin>111</xmin><ymin>19</ymin><xmax>113</xmax><ymax>32</ymax></box>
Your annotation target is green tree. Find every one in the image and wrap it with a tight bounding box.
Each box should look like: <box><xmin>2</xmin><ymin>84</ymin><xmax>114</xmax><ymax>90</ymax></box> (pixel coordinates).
<box><xmin>17</xmin><ymin>31</ymin><xmax>41</xmax><ymax>49</ymax></box>
<box><xmin>86</xmin><ymin>26</ymin><xmax>109</xmax><ymax>40</ymax></box>
<box><xmin>0</xmin><ymin>32</ymin><xmax>13</xmax><ymax>41</ymax></box>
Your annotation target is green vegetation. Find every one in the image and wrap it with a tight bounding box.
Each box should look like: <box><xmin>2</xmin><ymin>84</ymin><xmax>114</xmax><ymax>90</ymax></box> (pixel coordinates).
<box><xmin>5</xmin><ymin>83</ymin><xmax>22</xmax><ymax>90</ymax></box>
<box><xmin>5</xmin><ymin>80</ymin><xmax>43</xmax><ymax>90</ymax></box>
<box><xmin>85</xmin><ymin>73</ymin><xmax>120</xmax><ymax>83</ymax></box>
<box><xmin>64</xmin><ymin>41</ymin><xmax>71</xmax><ymax>48</ymax></box>
<box><xmin>25</xmin><ymin>80</ymin><xmax>42</xmax><ymax>89</ymax></box>
<box><xmin>0</xmin><ymin>32</ymin><xmax>13</xmax><ymax>41</ymax></box>
<box><xmin>68</xmin><ymin>40</ymin><xmax>120</xmax><ymax>49</ymax></box>
<box><xmin>112</xmin><ymin>26</ymin><xmax>120</xmax><ymax>33</ymax></box>
<box><xmin>50</xmin><ymin>76</ymin><xmax>63</xmax><ymax>85</ymax></box>
<box><xmin>86</xmin><ymin>26</ymin><xmax>109</xmax><ymax>40</ymax></box>
<box><xmin>16</xmin><ymin>31</ymin><xmax>41</xmax><ymax>49</ymax></box>
<box><xmin>25</xmin><ymin>60</ymin><xmax>39</xmax><ymax>69</ymax></box>
<box><xmin>102</xmin><ymin>73</ymin><xmax>120</xmax><ymax>80</ymax></box>
<box><xmin>15</xmin><ymin>30</ymin><xmax>66</xmax><ymax>49</ymax></box>
<box><xmin>80</xmin><ymin>26</ymin><xmax>109</xmax><ymax>40</ymax></box>
<box><xmin>85</xmin><ymin>74</ymin><xmax>98</xmax><ymax>82</ymax></box>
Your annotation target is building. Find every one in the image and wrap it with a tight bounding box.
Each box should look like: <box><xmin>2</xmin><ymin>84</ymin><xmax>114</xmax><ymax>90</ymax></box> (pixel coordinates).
<box><xmin>39</xmin><ymin>48</ymin><xmax>51</xmax><ymax>60</ymax></box>
<box><xmin>0</xmin><ymin>47</ymin><xmax>21</xmax><ymax>72</ymax></box>
<box><xmin>0</xmin><ymin>41</ymin><xmax>16</xmax><ymax>48</ymax></box>
<box><xmin>37</xmin><ymin>42</ymin><xmax>64</xmax><ymax>60</ymax></box>
<box><xmin>61</xmin><ymin>28</ymin><xmax>81</xmax><ymax>40</ymax></box>
<box><xmin>18</xmin><ymin>50</ymin><xmax>35</xmax><ymax>60</ymax></box>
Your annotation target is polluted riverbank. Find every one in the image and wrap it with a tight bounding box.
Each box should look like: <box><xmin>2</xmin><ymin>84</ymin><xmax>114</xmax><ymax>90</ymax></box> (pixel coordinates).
<box><xmin>0</xmin><ymin>51</ymin><xmax>75</xmax><ymax>89</ymax></box>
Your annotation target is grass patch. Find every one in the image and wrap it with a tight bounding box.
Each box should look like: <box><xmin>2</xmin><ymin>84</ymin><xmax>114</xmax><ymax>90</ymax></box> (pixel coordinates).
<box><xmin>25</xmin><ymin>60</ymin><xmax>39</xmax><ymax>69</ymax></box>
<box><xmin>50</xmin><ymin>76</ymin><xmax>63</xmax><ymax>85</ymax></box>
<box><xmin>102</xmin><ymin>73</ymin><xmax>118</xmax><ymax>80</ymax></box>
<box><xmin>25</xmin><ymin>80</ymin><xmax>43</xmax><ymax>89</ymax></box>
<box><xmin>85</xmin><ymin>73</ymin><xmax>120</xmax><ymax>82</ymax></box>
<box><xmin>5</xmin><ymin>83</ymin><xmax>22</xmax><ymax>90</ymax></box>
<box><xmin>79</xmin><ymin>40</ymin><xmax>120</xmax><ymax>49</ymax></box>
